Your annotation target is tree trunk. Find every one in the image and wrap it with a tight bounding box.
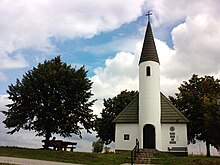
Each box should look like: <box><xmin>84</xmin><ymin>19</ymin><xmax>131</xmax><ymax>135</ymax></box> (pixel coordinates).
<box><xmin>43</xmin><ymin>132</ymin><xmax>51</xmax><ymax>150</ymax></box>
<box><xmin>206</xmin><ymin>140</ymin><xmax>211</xmax><ymax>157</ymax></box>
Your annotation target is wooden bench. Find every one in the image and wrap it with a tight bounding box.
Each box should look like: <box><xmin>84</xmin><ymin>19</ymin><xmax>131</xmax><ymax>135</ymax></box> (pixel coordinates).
<box><xmin>168</xmin><ymin>147</ymin><xmax>187</xmax><ymax>152</ymax></box>
<box><xmin>65</xmin><ymin>146</ymin><xmax>76</xmax><ymax>151</ymax></box>
<box><xmin>168</xmin><ymin>147</ymin><xmax>188</xmax><ymax>156</ymax></box>
<box><xmin>42</xmin><ymin>139</ymin><xmax>77</xmax><ymax>151</ymax></box>
<box><xmin>62</xmin><ymin>141</ymin><xmax>77</xmax><ymax>151</ymax></box>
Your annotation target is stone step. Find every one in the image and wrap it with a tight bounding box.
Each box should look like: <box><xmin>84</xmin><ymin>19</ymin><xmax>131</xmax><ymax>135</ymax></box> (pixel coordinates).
<box><xmin>135</xmin><ymin>149</ymin><xmax>159</xmax><ymax>164</ymax></box>
<box><xmin>136</xmin><ymin>159</ymin><xmax>151</xmax><ymax>164</ymax></box>
<box><xmin>137</xmin><ymin>154</ymin><xmax>153</xmax><ymax>157</ymax></box>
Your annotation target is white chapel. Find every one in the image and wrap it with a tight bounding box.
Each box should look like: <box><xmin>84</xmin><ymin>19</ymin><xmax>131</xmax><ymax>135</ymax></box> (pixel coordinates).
<box><xmin>113</xmin><ymin>19</ymin><xmax>189</xmax><ymax>155</ymax></box>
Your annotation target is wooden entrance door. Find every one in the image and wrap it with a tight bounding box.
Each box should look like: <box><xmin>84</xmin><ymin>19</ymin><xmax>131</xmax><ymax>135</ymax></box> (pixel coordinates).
<box><xmin>143</xmin><ymin>124</ymin><xmax>155</xmax><ymax>149</ymax></box>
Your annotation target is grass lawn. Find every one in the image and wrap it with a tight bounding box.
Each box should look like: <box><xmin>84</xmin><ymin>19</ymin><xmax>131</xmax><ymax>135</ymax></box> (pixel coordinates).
<box><xmin>1</xmin><ymin>147</ymin><xmax>220</xmax><ymax>165</ymax></box>
<box><xmin>153</xmin><ymin>152</ymin><xmax>220</xmax><ymax>165</ymax></box>
<box><xmin>0</xmin><ymin>146</ymin><xmax>130</xmax><ymax>165</ymax></box>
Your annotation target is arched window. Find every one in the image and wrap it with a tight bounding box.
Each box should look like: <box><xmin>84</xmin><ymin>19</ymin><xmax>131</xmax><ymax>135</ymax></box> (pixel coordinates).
<box><xmin>146</xmin><ymin>66</ymin><xmax>151</xmax><ymax>76</ymax></box>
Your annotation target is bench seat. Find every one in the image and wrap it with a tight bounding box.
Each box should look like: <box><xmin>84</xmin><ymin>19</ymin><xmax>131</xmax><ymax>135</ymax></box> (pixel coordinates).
<box><xmin>168</xmin><ymin>147</ymin><xmax>188</xmax><ymax>156</ymax></box>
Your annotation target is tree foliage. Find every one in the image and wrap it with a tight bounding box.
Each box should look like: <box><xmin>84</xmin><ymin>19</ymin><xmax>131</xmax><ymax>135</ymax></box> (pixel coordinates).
<box><xmin>169</xmin><ymin>74</ymin><xmax>220</xmax><ymax>156</ymax></box>
<box><xmin>92</xmin><ymin>140</ymin><xmax>104</xmax><ymax>153</ymax></box>
<box><xmin>2</xmin><ymin>56</ymin><xmax>95</xmax><ymax>149</ymax></box>
<box><xmin>95</xmin><ymin>90</ymin><xmax>138</xmax><ymax>145</ymax></box>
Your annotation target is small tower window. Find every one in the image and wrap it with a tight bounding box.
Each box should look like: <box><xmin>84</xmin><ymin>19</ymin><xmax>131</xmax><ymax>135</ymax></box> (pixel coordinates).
<box><xmin>146</xmin><ymin>66</ymin><xmax>151</xmax><ymax>76</ymax></box>
<box><xmin>124</xmin><ymin>134</ymin><xmax>130</xmax><ymax>140</ymax></box>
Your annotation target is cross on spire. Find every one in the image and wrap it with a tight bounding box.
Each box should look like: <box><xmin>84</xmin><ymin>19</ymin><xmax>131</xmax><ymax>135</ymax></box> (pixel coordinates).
<box><xmin>145</xmin><ymin>11</ymin><xmax>152</xmax><ymax>22</ymax></box>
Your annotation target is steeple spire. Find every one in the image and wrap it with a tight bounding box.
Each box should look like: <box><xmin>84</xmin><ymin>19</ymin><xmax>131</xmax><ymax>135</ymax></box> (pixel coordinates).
<box><xmin>139</xmin><ymin>13</ymin><xmax>159</xmax><ymax>64</ymax></box>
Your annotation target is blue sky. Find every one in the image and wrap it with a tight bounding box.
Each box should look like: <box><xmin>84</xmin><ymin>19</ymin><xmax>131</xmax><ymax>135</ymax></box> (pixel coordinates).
<box><xmin>0</xmin><ymin>0</ymin><xmax>220</xmax><ymax>154</ymax></box>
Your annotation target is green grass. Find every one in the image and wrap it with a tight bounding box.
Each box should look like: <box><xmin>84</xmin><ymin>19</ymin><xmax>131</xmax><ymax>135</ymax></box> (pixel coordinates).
<box><xmin>0</xmin><ymin>146</ymin><xmax>129</xmax><ymax>165</ymax></box>
<box><xmin>152</xmin><ymin>152</ymin><xmax>220</xmax><ymax>165</ymax></box>
<box><xmin>1</xmin><ymin>147</ymin><xmax>220</xmax><ymax>165</ymax></box>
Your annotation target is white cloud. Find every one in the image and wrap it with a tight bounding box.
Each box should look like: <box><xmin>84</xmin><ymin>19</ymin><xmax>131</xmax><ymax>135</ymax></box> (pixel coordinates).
<box><xmin>138</xmin><ymin>0</ymin><xmax>220</xmax><ymax>98</ymax></box>
<box><xmin>147</xmin><ymin>0</ymin><xmax>220</xmax><ymax>79</ymax></box>
<box><xmin>0</xmin><ymin>52</ymin><xmax>29</xmax><ymax>69</ymax></box>
<box><xmin>147</xmin><ymin>0</ymin><xmax>220</xmax><ymax>27</ymax></box>
<box><xmin>83</xmin><ymin>37</ymin><xmax>141</xmax><ymax>55</ymax></box>
<box><xmin>0</xmin><ymin>95</ymin><xmax>10</xmax><ymax>110</ymax></box>
<box><xmin>1</xmin><ymin>0</ymin><xmax>220</xmax><ymax>152</ymax></box>
<box><xmin>91</xmin><ymin>51</ymin><xmax>139</xmax><ymax>115</ymax></box>
<box><xmin>90</xmin><ymin>0</ymin><xmax>220</xmax><ymax>113</ymax></box>
<box><xmin>88</xmin><ymin>0</ymin><xmax>220</xmax><ymax>100</ymax></box>
<box><xmin>90</xmin><ymin>38</ymin><xmax>178</xmax><ymax>115</ymax></box>
<box><xmin>169</xmin><ymin>14</ymin><xmax>220</xmax><ymax>77</ymax></box>
<box><xmin>0</xmin><ymin>0</ymin><xmax>144</xmax><ymax>69</ymax></box>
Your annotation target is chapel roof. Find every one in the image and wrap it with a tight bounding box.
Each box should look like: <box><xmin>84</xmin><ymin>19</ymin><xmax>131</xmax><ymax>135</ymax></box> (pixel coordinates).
<box><xmin>112</xmin><ymin>93</ymin><xmax>189</xmax><ymax>123</ymax></box>
<box><xmin>139</xmin><ymin>20</ymin><xmax>160</xmax><ymax>64</ymax></box>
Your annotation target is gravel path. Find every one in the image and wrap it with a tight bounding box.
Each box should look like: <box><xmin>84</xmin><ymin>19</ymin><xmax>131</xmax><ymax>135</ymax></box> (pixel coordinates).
<box><xmin>0</xmin><ymin>156</ymin><xmax>84</xmax><ymax>165</ymax></box>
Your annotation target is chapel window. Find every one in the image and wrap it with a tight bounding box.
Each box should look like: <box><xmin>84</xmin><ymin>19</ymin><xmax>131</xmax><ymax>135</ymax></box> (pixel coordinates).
<box><xmin>124</xmin><ymin>134</ymin><xmax>130</xmax><ymax>140</ymax></box>
<box><xmin>146</xmin><ymin>66</ymin><xmax>151</xmax><ymax>76</ymax></box>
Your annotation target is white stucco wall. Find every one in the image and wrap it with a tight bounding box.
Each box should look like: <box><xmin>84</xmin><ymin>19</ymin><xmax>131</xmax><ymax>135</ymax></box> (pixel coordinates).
<box><xmin>161</xmin><ymin>123</ymin><xmax>188</xmax><ymax>152</ymax></box>
<box><xmin>139</xmin><ymin>61</ymin><xmax>162</xmax><ymax>150</ymax></box>
<box><xmin>115</xmin><ymin>123</ymin><xmax>139</xmax><ymax>151</ymax></box>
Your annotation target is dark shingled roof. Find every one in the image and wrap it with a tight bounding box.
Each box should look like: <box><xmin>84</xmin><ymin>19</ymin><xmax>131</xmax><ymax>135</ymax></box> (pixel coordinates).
<box><xmin>113</xmin><ymin>93</ymin><xmax>189</xmax><ymax>123</ymax></box>
<box><xmin>139</xmin><ymin>21</ymin><xmax>160</xmax><ymax>64</ymax></box>
<box><xmin>113</xmin><ymin>94</ymin><xmax>139</xmax><ymax>123</ymax></box>
<box><xmin>160</xmin><ymin>93</ymin><xmax>189</xmax><ymax>123</ymax></box>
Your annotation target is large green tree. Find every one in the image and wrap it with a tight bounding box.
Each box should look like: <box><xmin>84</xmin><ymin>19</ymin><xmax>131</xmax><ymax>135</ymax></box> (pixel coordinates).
<box><xmin>95</xmin><ymin>90</ymin><xmax>138</xmax><ymax>145</ymax></box>
<box><xmin>169</xmin><ymin>74</ymin><xmax>220</xmax><ymax>157</ymax></box>
<box><xmin>2</xmin><ymin>56</ymin><xmax>95</xmax><ymax>149</ymax></box>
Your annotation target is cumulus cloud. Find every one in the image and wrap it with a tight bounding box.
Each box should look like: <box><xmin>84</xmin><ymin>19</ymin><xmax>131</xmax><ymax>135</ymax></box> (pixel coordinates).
<box><xmin>0</xmin><ymin>0</ymin><xmax>144</xmax><ymax>69</ymax></box>
<box><xmin>83</xmin><ymin>37</ymin><xmax>141</xmax><ymax>55</ymax></box>
<box><xmin>91</xmin><ymin>0</ymin><xmax>220</xmax><ymax>114</ymax></box>
<box><xmin>168</xmin><ymin>14</ymin><xmax>220</xmax><ymax>78</ymax></box>
<box><xmin>148</xmin><ymin>0</ymin><xmax>220</xmax><ymax>80</ymax></box>
<box><xmin>90</xmin><ymin>37</ymin><xmax>179</xmax><ymax>115</ymax></box>
<box><xmin>1</xmin><ymin>0</ymin><xmax>220</xmax><ymax>152</ymax></box>
<box><xmin>91</xmin><ymin>51</ymin><xmax>139</xmax><ymax>114</ymax></box>
<box><xmin>0</xmin><ymin>53</ymin><xmax>29</xmax><ymax>69</ymax></box>
<box><xmin>147</xmin><ymin>0</ymin><xmax>220</xmax><ymax>27</ymax></box>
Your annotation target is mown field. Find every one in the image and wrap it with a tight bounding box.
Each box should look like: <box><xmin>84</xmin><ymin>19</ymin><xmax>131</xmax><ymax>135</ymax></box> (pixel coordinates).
<box><xmin>153</xmin><ymin>152</ymin><xmax>220</xmax><ymax>165</ymax></box>
<box><xmin>0</xmin><ymin>146</ymin><xmax>220</xmax><ymax>165</ymax></box>
<box><xmin>0</xmin><ymin>146</ymin><xmax>129</xmax><ymax>165</ymax></box>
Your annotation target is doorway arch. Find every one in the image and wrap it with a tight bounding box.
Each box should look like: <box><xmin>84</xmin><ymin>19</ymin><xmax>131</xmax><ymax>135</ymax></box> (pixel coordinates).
<box><xmin>143</xmin><ymin>124</ymin><xmax>155</xmax><ymax>149</ymax></box>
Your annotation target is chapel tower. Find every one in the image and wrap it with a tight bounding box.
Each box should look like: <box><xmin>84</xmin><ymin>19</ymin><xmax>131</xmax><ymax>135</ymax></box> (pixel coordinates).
<box><xmin>138</xmin><ymin>18</ymin><xmax>162</xmax><ymax>150</ymax></box>
<box><xmin>113</xmin><ymin>14</ymin><xmax>188</xmax><ymax>154</ymax></box>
